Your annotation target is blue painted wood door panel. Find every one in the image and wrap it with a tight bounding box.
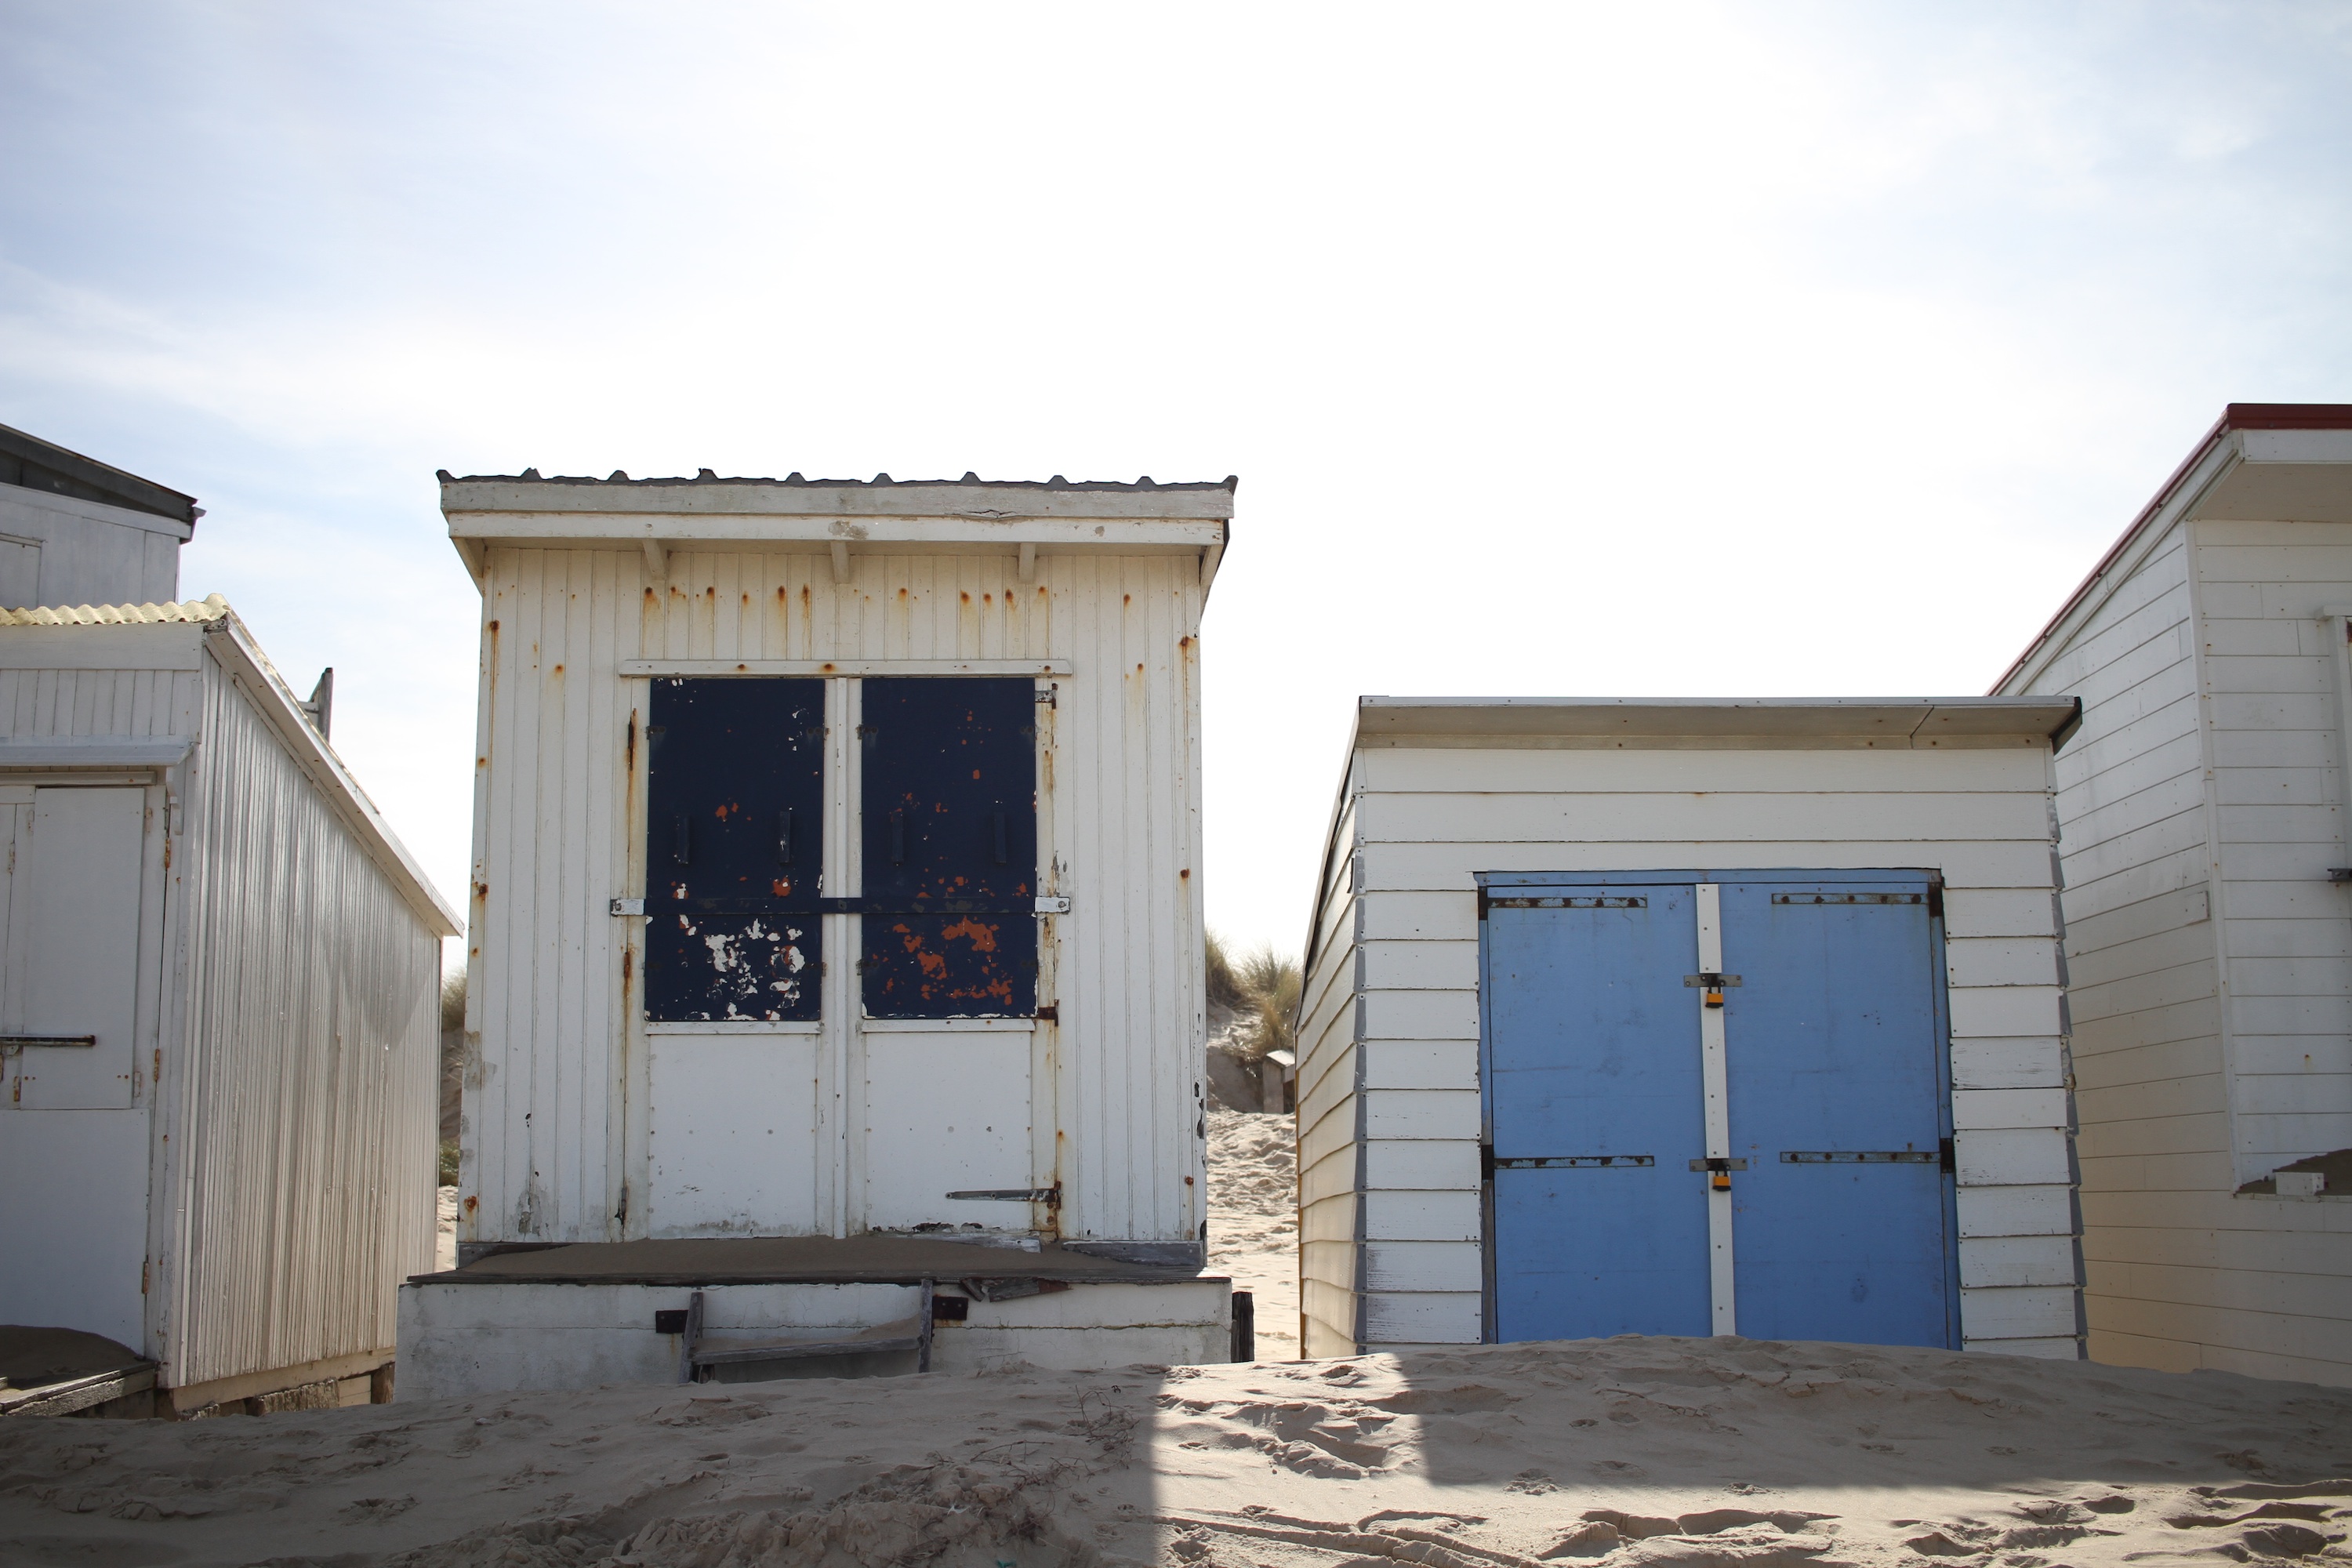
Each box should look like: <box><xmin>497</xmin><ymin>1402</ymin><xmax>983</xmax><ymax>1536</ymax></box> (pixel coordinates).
<box><xmin>858</xmin><ymin>677</ymin><xmax>1038</xmax><ymax>1018</ymax></box>
<box><xmin>1480</xmin><ymin>871</ymin><xmax>1956</xmax><ymax>1350</ymax></box>
<box><xmin>644</xmin><ymin>678</ymin><xmax>826</xmax><ymax>1022</ymax></box>
<box><xmin>1485</xmin><ymin>887</ymin><xmax>1711</xmax><ymax>1340</ymax></box>
<box><xmin>1718</xmin><ymin>879</ymin><xmax>1955</xmax><ymax>1348</ymax></box>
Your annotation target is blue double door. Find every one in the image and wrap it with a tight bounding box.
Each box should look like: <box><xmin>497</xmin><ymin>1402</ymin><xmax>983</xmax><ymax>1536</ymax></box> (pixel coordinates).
<box><xmin>1481</xmin><ymin>871</ymin><xmax>1958</xmax><ymax>1348</ymax></box>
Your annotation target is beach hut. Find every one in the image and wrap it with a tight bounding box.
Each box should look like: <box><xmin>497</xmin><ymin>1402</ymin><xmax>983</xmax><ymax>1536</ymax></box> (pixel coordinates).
<box><xmin>401</xmin><ymin>470</ymin><xmax>1235</xmax><ymax>1396</ymax></box>
<box><xmin>1997</xmin><ymin>403</ymin><xmax>2352</xmax><ymax>1388</ymax></box>
<box><xmin>1294</xmin><ymin>696</ymin><xmax>2085</xmax><ymax>1361</ymax></box>
<box><xmin>0</xmin><ymin>431</ymin><xmax>459</xmax><ymax>1414</ymax></box>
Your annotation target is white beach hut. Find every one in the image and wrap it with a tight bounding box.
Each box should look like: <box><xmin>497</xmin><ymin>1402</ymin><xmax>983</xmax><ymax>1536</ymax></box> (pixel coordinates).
<box><xmin>2</xmin><ymin>430</ymin><xmax>457</xmax><ymax>1417</ymax></box>
<box><xmin>1997</xmin><ymin>402</ymin><xmax>2352</xmax><ymax>1387</ymax></box>
<box><xmin>1294</xmin><ymin>696</ymin><xmax>2085</xmax><ymax>1362</ymax></box>
<box><xmin>401</xmin><ymin>470</ymin><xmax>1236</xmax><ymax>1396</ymax></box>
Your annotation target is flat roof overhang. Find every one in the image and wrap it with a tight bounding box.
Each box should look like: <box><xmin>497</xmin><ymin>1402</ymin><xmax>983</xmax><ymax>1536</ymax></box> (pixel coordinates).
<box><xmin>1354</xmin><ymin>695</ymin><xmax>2082</xmax><ymax>750</ymax></box>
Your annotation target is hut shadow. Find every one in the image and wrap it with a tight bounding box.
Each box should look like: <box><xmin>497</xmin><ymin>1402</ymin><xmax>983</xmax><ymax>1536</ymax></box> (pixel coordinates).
<box><xmin>1355</xmin><ymin>1335</ymin><xmax>2352</xmax><ymax>1508</ymax></box>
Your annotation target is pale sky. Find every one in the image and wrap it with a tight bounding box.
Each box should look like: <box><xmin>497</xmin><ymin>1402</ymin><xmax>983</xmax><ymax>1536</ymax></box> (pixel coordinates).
<box><xmin>3</xmin><ymin>2</ymin><xmax>2347</xmax><ymax>958</ymax></box>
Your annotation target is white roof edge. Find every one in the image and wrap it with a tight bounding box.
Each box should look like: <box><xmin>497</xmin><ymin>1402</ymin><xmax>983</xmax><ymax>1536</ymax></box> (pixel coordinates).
<box><xmin>1994</xmin><ymin>434</ymin><xmax>2244</xmax><ymax>696</ymax></box>
<box><xmin>441</xmin><ymin>478</ymin><xmax>1235</xmax><ymax>521</ymax></box>
<box><xmin>201</xmin><ymin>615</ymin><xmax>463</xmax><ymax>938</ymax></box>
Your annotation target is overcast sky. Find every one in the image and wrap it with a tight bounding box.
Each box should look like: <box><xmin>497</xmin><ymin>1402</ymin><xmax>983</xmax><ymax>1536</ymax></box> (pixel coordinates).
<box><xmin>3</xmin><ymin>2</ymin><xmax>2348</xmax><ymax>957</ymax></box>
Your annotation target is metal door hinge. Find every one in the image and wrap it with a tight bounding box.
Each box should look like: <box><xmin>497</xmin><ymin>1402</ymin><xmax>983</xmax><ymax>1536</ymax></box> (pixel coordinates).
<box><xmin>610</xmin><ymin>898</ymin><xmax>645</xmax><ymax>916</ymax></box>
<box><xmin>1036</xmin><ymin>1004</ymin><xmax>1058</xmax><ymax>1023</ymax></box>
<box><xmin>1035</xmin><ymin>895</ymin><xmax>1071</xmax><ymax>914</ymax></box>
<box><xmin>1034</xmin><ymin>687</ymin><xmax>1057</xmax><ymax>707</ymax></box>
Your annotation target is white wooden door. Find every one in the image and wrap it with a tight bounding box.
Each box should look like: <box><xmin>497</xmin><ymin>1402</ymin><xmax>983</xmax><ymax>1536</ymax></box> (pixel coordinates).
<box><xmin>0</xmin><ymin>784</ymin><xmax>154</xmax><ymax>1350</ymax></box>
<box><xmin>3</xmin><ymin>787</ymin><xmax>146</xmax><ymax>1109</ymax></box>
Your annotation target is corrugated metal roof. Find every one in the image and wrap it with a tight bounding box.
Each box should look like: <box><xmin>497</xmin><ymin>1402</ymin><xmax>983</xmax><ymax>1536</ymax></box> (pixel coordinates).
<box><xmin>437</xmin><ymin>468</ymin><xmax>1236</xmax><ymax>493</ymax></box>
<box><xmin>0</xmin><ymin>593</ymin><xmax>230</xmax><ymax>626</ymax></box>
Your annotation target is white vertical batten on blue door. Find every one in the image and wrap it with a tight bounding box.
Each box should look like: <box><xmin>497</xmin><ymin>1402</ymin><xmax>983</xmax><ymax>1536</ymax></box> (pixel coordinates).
<box><xmin>1693</xmin><ymin>881</ymin><xmax>1737</xmax><ymax>1335</ymax></box>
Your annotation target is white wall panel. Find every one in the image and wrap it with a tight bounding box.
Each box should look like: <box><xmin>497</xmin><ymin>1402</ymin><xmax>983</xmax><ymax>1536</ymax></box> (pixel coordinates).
<box><xmin>466</xmin><ymin>546</ymin><xmax>1207</xmax><ymax>1251</ymax></box>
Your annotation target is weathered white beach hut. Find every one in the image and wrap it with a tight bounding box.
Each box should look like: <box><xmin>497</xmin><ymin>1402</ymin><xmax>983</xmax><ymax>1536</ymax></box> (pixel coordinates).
<box><xmin>1997</xmin><ymin>403</ymin><xmax>2352</xmax><ymax>1388</ymax></box>
<box><xmin>1294</xmin><ymin>696</ymin><xmax>2085</xmax><ymax>1361</ymax></box>
<box><xmin>1</xmin><ymin>421</ymin><xmax>194</xmax><ymax>608</ymax></box>
<box><xmin>0</xmin><ymin>446</ymin><xmax>458</xmax><ymax>1414</ymax></box>
<box><xmin>402</xmin><ymin>470</ymin><xmax>1234</xmax><ymax>1396</ymax></box>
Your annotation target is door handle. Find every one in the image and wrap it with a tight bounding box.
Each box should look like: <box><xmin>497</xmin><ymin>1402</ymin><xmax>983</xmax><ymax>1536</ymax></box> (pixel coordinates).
<box><xmin>778</xmin><ymin>808</ymin><xmax>795</xmax><ymax>866</ymax></box>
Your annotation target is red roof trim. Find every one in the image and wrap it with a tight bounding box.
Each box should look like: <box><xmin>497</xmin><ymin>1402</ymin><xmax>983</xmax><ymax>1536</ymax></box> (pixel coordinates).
<box><xmin>1992</xmin><ymin>404</ymin><xmax>2352</xmax><ymax>694</ymax></box>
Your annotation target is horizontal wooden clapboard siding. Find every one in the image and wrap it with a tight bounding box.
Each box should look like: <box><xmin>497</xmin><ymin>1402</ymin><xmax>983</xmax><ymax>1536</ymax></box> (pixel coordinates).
<box><xmin>2006</xmin><ymin>489</ymin><xmax>2352</xmax><ymax>1388</ymax></box>
<box><xmin>1298</xmin><ymin>719</ymin><xmax>2080</xmax><ymax>1356</ymax></box>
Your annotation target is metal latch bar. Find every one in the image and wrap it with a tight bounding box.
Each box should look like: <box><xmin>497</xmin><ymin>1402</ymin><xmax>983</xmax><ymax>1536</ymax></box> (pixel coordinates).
<box><xmin>1780</xmin><ymin>1150</ymin><xmax>1936</xmax><ymax>1164</ymax></box>
<box><xmin>0</xmin><ymin>1035</ymin><xmax>96</xmax><ymax>1056</ymax></box>
<box><xmin>1687</xmin><ymin>1157</ymin><xmax>1750</xmax><ymax>1172</ymax></box>
<box><xmin>1494</xmin><ymin>1154</ymin><xmax>1655</xmax><ymax>1169</ymax></box>
<box><xmin>944</xmin><ymin>1186</ymin><xmax>1062</xmax><ymax>1205</ymax></box>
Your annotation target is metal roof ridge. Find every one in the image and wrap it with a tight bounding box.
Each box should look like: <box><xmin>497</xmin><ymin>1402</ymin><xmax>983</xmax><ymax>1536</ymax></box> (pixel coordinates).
<box><xmin>0</xmin><ymin>593</ymin><xmax>231</xmax><ymax>626</ymax></box>
<box><xmin>435</xmin><ymin>469</ymin><xmax>1238</xmax><ymax>492</ymax></box>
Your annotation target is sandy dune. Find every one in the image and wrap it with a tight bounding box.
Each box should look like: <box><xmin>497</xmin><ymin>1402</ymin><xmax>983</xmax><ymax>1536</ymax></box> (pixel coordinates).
<box><xmin>2</xmin><ymin>1334</ymin><xmax>2346</xmax><ymax>1566</ymax></box>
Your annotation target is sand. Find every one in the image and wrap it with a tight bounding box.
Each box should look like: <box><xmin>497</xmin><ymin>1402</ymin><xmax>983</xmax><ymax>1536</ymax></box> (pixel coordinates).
<box><xmin>1207</xmin><ymin>1109</ymin><xmax>1300</xmax><ymax>1363</ymax></box>
<box><xmin>2</xmin><ymin>1334</ymin><xmax>2346</xmax><ymax>1567</ymax></box>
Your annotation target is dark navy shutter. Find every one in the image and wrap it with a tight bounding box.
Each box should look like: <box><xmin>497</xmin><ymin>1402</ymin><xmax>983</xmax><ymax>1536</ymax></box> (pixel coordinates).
<box><xmin>858</xmin><ymin>677</ymin><xmax>1038</xmax><ymax>1018</ymax></box>
<box><xmin>643</xmin><ymin>678</ymin><xmax>826</xmax><ymax>1022</ymax></box>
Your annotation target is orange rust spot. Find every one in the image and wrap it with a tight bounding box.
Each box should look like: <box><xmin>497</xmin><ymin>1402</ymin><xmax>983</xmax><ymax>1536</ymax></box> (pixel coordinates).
<box><xmin>898</xmin><ymin>587</ymin><xmax>909</xmax><ymax>600</ymax></box>
<box><xmin>960</xmin><ymin>591</ymin><xmax>971</xmax><ymax>604</ymax></box>
<box><xmin>801</xmin><ymin>585</ymin><xmax>812</xmax><ymax>610</ymax></box>
<box><xmin>1181</xmin><ymin>868</ymin><xmax>1191</xmax><ymax>879</ymax></box>
<box><xmin>552</xmin><ymin>663</ymin><xmax>563</xmax><ymax>674</ymax></box>
<box><xmin>942</xmin><ymin>917</ymin><xmax>998</xmax><ymax>951</ymax></box>
<box><xmin>771</xmin><ymin>879</ymin><xmax>793</xmax><ymax>896</ymax></box>
<box><xmin>487</xmin><ymin>619</ymin><xmax>499</xmax><ymax>633</ymax></box>
<box><xmin>971</xmin><ymin>769</ymin><xmax>981</xmax><ymax>780</ymax></box>
<box><xmin>622</xmin><ymin>949</ymin><xmax>633</xmax><ymax>979</ymax></box>
<box><xmin>463</xmin><ymin>1196</ymin><xmax>478</xmax><ymax>1214</ymax></box>
<box><xmin>1179</xmin><ymin>636</ymin><xmax>1192</xmax><ymax>648</ymax></box>
<box><xmin>1123</xmin><ymin>594</ymin><xmax>1131</xmax><ymax>605</ymax></box>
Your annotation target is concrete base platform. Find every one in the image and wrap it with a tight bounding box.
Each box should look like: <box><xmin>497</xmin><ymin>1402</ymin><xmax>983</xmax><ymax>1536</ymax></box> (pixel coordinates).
<box><xmin>397</xmin><ymin>1236</ymin><xmax>1232</xmax><ymax>1399</ymax></box>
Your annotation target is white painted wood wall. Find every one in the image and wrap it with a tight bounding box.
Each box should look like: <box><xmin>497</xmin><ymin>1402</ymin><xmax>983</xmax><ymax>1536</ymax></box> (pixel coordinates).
<box><xmin>2009</xmin><ymin>508</ymin><xmax>2352</xmax><ymax>1386</ymax></box>
<box><xmin>459</xmin><ymin>546</ymin><xmax>1208</xmax><ymax>1255</ymax></box>
<box><xmin>0</xmin><ymin>486</ymin><xmax>186</xmax><ymax>610</ymax></box>
<box><xmin>0</xmin><ymin>604</ymin><xmax>453</xmax><ymax>1399</ymax></box>
<box><xmin>1297</xmin><ymin>733</ymin><xmax>2079</xmax><ymax>1360</ymax></box>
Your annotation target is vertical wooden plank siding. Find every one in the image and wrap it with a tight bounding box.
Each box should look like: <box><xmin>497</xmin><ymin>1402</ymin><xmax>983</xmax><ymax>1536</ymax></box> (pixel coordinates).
<box><xmin>463</xmin><ymin>546</ymin><xmax>1206</xmax><ymax>1250</ymax></box>
<box><xmin>163</xmin><ymin>661</ymin><xmax>439</xmax><ymax>1388</ymax></box>
<box><xmin>1299</xmin><ymin>742</ymin><xmax>2078</xmax><ymax>1356</ymax></box>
